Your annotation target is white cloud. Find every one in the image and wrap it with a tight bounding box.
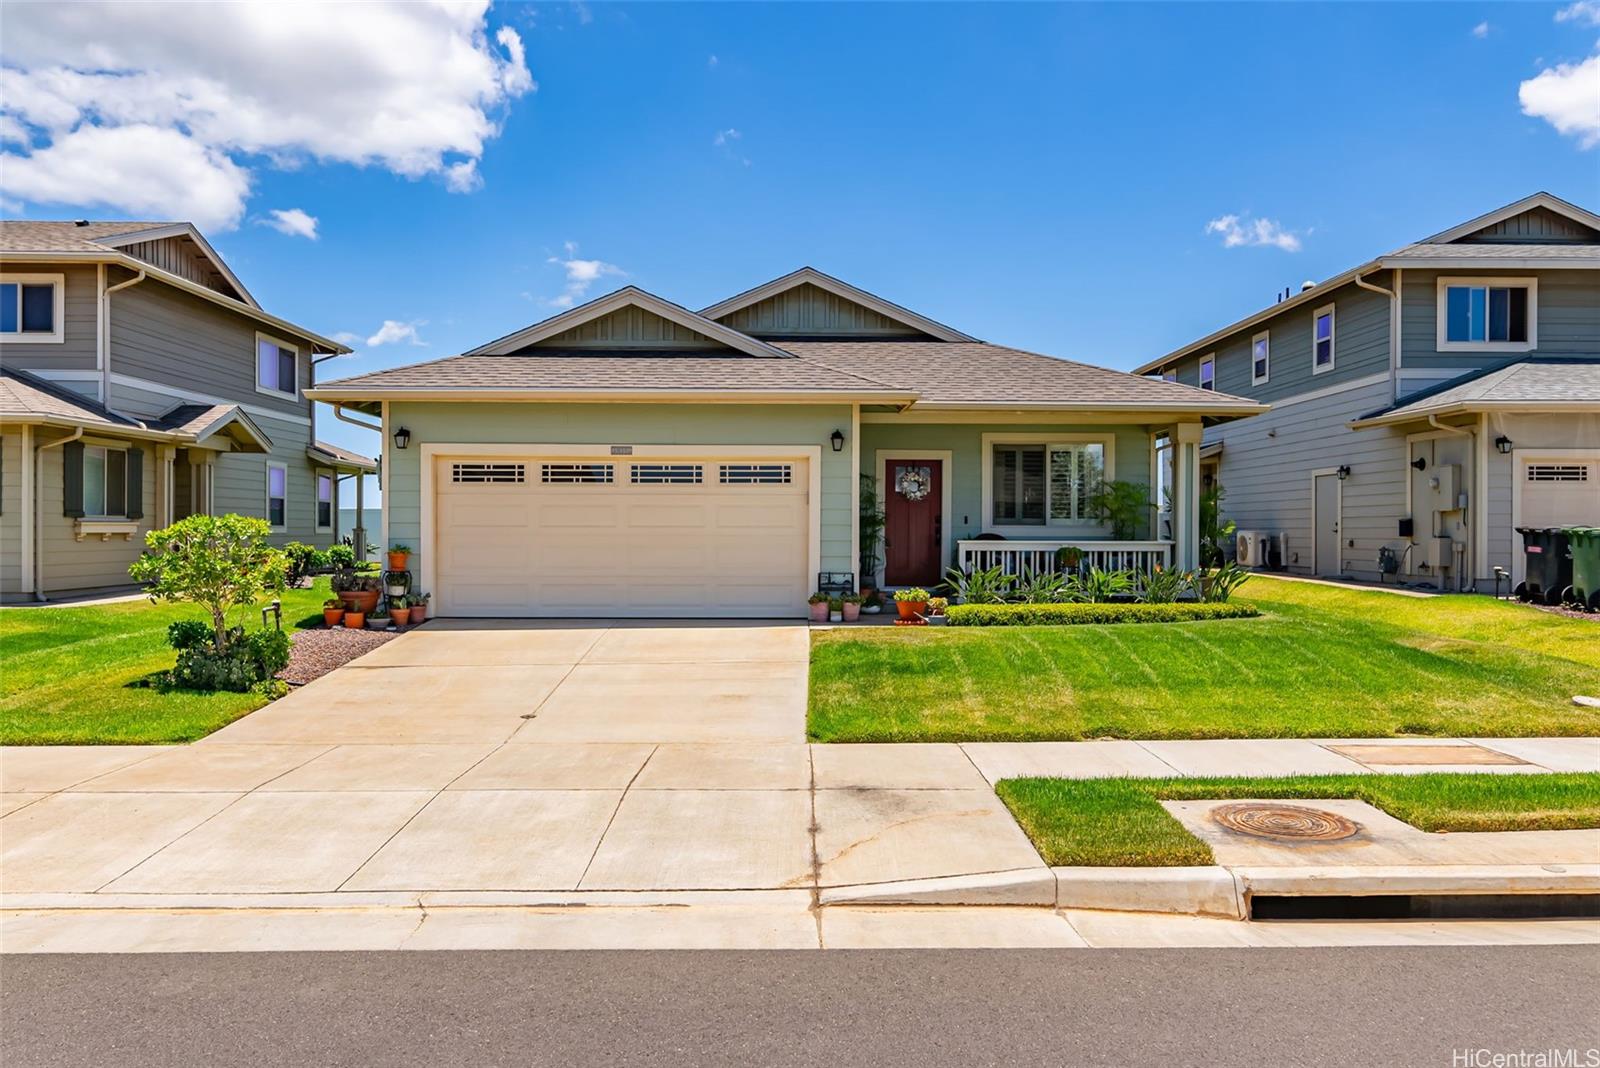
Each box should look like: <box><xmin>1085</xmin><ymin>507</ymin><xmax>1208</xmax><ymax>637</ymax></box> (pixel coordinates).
<box><xmin>544</xmin><ymin>242</ymin><xmax>625</xmax><ymax>308</ymax></box>
<box><xmin>1520</xmin><ymin>52</ymin><xmax>1600</xmax><ymax>148</ymax></box>
<box><xmin>1204</xmin><ymin>213</ymin><xmax>1303</xmax><ymax>252</ymax></box>
<box><xmin>1472</xmin><ymin>20</ymin><xmax>1491</xmax><ymax>38</ymax></box>
<box><xmin>366</xmin><ymin>320</ymin><xmax>426</xmax><ymax>347</ymax></box>
<box><xmin>1556</xmin><ymin>1</ymin><xmax>1600</xmax><ymax>26</ymax></box>
<box><xmin>713</xmin><ymin>128</ymin><xmax>740</xmax><ymax>147</ymax></box>
<box><xmin>0</xmin><ymin>1</ymin><xmax>535</xmax><ymax>230</ymax></box>
<box><xmin>260</xmin><ymin>207</ymin><xmax>318</xmax><ymax>240</ymax></box>
<box><xmin>707</xmin><ymin>54</ymin><xmax>719</xmax><ymax>68</ymax></box>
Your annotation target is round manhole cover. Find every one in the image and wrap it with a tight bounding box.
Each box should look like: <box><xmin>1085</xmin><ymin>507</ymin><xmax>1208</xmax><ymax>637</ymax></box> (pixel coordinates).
<box><xmin>1210</xmin><ymin>802</ymin><xmax>1359</xmax><ymax>842</ymax></box>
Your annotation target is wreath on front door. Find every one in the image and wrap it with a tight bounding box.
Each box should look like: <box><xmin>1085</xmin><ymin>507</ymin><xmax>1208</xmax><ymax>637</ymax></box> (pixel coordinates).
<box><xmin>895</xmin><ymin>466</ymin><xmax>933</xmax><ymax>502</ymax></box>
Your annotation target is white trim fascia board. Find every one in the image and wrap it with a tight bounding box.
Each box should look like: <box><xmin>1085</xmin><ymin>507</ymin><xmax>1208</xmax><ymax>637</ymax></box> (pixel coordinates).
<box><xmin>0</xmin><ymin>250</ymin><xmax>348</xmax><ymax>353</ymax></box>
<box><xmin>697</xmin><ymin>266</ymin><xmax>980</xmax><ymax>343</ymax></box>
<box><xmin>905</xmin><ymin>399</ymin><xmax>1264</xmax><ymax>415</ymax></box>
<box><xmin>1508</xmin><ymin>446</ymin><xmax>1600</xmax><ymax>586</ymax></box>
<box><xmin>0</xmin><ymin>271</ymin><xmax>66</xmax><ymax>344</ymax></box>
<box><xmin>980</xmin><ymin>431</ymin><xmax>1118</xmax><ymax>537</ymax></box>
<box><xmin>1132</xmin><ymin>264</ymin><xmax>1381</xmax><ymax>375</ymax></box>
<box><xmin>1417</xmin><ymin>192</ymin><xmax>1600</xmax><ymax>244</ymax></box>
<box><xmin>1396</xmin><ymin>367</ymin><xmax>1480</xmax><ymax>381</ymax></box>
<box><xmin>1253</xmin><ymin>371</ymin><xmax>1390</xmax><ymax>414</ymax></box>
<box><xmin>0</xmin><ymin>413</ymin><xmax>182</xmax><ymax>443</ymax></box>
<box><xmin>1434</xmin><ymin>276</ymin><xmax>1538</xmax><ymax>353</ymax></box>
<box><xmin>304</xmin><ymin>387</ymin><xmax>917</xmax><ymax>405</ymax></box>
<box><xmin>95</xmin><ymin>223</ymin><xmax>260</xmax><ymax>309</ymax></box>
<box><xmin>875</xmin><ymin>447</ymin><xmax>954</xmax><ymax>587</ymax></box>
<box><xmin>1380</xmin><ymin>256</ymin><xmax>1599</xmax><ymax>270</ymax></box>
<box><xmin>107</xmin><ymin>373</ymin><xmax>313</xmax><ymax>427</ymax></box>
<box><xmin>306</xmin><ymin>445</ymin><xmax>378</xmax><ymax>473</ymax></box>
<box><xmin>465</xmin><ymin>286</ymin><xmax>796</xmax><ymax>359</ymax></box>
<box><xmin>417</xmin><ymin>442</ymin><xmax>825</xmax><ymax>615</ymax></box>
<box><xmin>189</xmin><ymin>407</ymin><xmax>275</xmax><ymax>453</ymax></box>
<box><xmin>1349</xmin><ymin>400</ymin><xmax>1600</xmax><ymax>430</ymax></box>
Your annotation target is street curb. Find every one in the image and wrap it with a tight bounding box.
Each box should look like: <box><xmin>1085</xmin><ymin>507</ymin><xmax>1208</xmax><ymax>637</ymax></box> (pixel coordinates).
<box><xmin>818</xmin><ymin>868</ymin><xmax>1057</xmax><ymax>906</ymax></box>
<box><xmin>1053</xmin><ymin>866</ymin><xmax>1244</xmax><ymax>919</ymax></box>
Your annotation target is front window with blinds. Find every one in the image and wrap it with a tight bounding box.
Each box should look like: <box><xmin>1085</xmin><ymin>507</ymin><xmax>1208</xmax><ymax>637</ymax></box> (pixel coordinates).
<box><xmin>83</xmin><ymin>446</ymin><xmax>128</xmax><ymax>518</ymax></box>
<box><xmin>992</xmin><ymin>442</ymin><xmax>1105</xmax><ymax>526</ymax></box>
<box><xmin>0</xmin><ymin>275</ymin><xmax>61</xmax><ymax>341</ymax></box>
<box><xmin>1440</xmin><ymin>279</ymin><xmax>1534</xmax><ymax>349</ymax></box>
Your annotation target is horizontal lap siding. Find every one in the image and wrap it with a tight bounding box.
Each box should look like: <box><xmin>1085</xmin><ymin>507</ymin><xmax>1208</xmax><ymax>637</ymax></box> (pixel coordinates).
<box><xmin>1210</xmin><ymin>378</ymin><xmax>1406</xmax><ymax>581</ymax></box>
<box><xmin>1400</xmin><ymin>269</ymin><xmax>1600</xmax><ymax>373</ymax></box>
<box><xmin>0</xmin><ymin>263</ymin><xmax>99</xmax><ymax>372</ymax></box>
<box><xmin>0</xmin><ymin>432</ymin><xmax>20</xmax><ymax>595</ymax></box>
<box><xmin>37</xmin><ymin>442</ymin><xmax>156</xmax><ymax>596</ymax></box>
<box><xmin>210</xmin><ymin>415</ymin><xmax>327</xmax><ymax>546</ymax></box>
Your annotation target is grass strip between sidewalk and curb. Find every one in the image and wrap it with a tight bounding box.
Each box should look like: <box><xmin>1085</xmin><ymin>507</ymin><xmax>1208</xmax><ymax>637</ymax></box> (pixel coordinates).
<box><xmin>994</xmin><ymin>773</ymin><xmax>1600</xmax><ymax>867</ymax></box>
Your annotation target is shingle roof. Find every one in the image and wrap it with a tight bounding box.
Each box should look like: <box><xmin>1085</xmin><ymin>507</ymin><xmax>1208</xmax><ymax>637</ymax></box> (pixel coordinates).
<box><xmin>150</xmin><ymin>403</ymin><xmax>237</xmax><ymax>436</ymax></box>
<box><xmin>779</xmin><ymin>341</ymin><xmax>1256</xmax><ymax>409</ymax></box>
<box><xmin>1385</xmin><ymin>242</ymin><xmax>1600</xmax><ymax>261</ymax></box>
<box><xmin>308</xmin><ymin>440</ymin><xmax>377</xmax><ymax>470</ymax></box>
<box><xmin>1353</xmin><ymin>357</ymin><xmax>1600</xmax><ymax>427</ymax></box>
<box><xmin>0</xmin><ymin>220</ymin><xmax>175</xmax><ymax>253</ymax></box>
<box><xmin>0</xmin><ymin>365</ymin><xmax>148</xmax><ymax>430</ymax></box>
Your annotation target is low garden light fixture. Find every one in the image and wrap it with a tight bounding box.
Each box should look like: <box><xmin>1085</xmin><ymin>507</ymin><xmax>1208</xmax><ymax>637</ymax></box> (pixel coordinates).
<box><xmin>830</xmin><ymin>429</ymin><xmax>845</xmax><ymax>453</ymax></box>
<box><xmin>392</xmin><ymin>426</ymin><xmax>411</xmax><ymax>450</ymax></box>
<box><xmin>1336</xmin><ymin>465</ymin><xmax>1351</xmax><ymax>480</ymax></box>
<box><xmin>1495</xmin><ymin>435</ymin><xmax>1513</xmax><ymax>455</ymax></box>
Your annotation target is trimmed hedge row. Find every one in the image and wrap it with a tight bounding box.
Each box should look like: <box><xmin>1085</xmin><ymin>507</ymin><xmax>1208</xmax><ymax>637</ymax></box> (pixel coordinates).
<box><xmin>944</xmin><ymin>602</ymin><xmax>1261</xmax><ymax>627</ymax></box>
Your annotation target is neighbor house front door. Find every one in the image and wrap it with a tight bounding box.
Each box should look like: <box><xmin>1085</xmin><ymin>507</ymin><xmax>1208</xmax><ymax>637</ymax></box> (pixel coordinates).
<box><xmin>884</xmin><ymin>459</ymin><xmax>943</xmax><ymax>587</ymax></box>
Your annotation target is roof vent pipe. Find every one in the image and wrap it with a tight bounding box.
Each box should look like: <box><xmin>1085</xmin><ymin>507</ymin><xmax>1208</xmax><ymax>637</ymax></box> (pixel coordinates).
<box><xmin>1301</xmin><ymin>280</ymin><xmax>1317</xmax><ymax>292</ymax></box>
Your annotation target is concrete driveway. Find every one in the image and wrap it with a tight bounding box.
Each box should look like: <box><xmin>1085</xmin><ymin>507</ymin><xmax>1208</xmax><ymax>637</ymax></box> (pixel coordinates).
<box><xmin>0</xmin><ymin>621</ymin><xmax>1044</xmax><ymax>900</ymax></box>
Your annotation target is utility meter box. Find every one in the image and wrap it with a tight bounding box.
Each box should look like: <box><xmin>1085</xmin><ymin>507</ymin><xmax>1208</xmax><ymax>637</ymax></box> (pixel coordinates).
<box><xmin>1425</xmin><ymin>464</ymin><xmax>1461</xmax><ymax>513</ymax></box>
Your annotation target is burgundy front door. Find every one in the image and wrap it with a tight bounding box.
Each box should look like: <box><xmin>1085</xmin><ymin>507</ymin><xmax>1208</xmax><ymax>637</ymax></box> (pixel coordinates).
<box><xmin>883</xmin><ymin>459</ymin><xmax>943</xmax><ymax>586</ymax></box>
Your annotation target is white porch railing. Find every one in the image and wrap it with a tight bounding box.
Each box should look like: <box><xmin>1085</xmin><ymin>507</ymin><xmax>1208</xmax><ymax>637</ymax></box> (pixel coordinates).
<box><xmin>955</xmin><ymin>539</ymin><xmax>1173</xmax><ymax>576</ymax></box>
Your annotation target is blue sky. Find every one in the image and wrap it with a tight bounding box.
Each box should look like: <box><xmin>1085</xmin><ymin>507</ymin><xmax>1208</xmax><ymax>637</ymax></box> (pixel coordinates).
<box><xmin>4</xmin><ymin>2</ymin><xmax>1598</xmax><ymax>491</ymax></box>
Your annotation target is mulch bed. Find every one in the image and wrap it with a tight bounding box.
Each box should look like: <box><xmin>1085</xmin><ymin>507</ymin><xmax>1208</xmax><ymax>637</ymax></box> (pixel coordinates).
<box><xmin>278</xmin><ymin>626</ymin><xmax>398</xmax><ymax>686</ymax></box>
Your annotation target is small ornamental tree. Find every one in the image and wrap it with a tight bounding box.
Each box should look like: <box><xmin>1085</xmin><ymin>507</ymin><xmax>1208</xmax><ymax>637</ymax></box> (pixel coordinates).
<box><xmin>129</xmin><ymin>514</ymin><xmax>288</xmax><ymax>651</ymax></box>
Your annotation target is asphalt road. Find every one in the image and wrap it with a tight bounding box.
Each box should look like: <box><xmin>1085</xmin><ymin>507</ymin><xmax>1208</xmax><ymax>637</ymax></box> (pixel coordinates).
<box><xmin>3</xmin><ymin>946</ymin><xmax>1597</xmax><ymax>1067</ymax></box>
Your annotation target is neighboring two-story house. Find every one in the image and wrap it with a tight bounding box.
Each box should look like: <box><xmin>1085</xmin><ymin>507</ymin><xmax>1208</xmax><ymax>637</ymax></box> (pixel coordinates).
<box><xmin>0</xmin><ymin>221</ymin><xmax>375</xmax><ymax>602</ymax></box>
<box><xmin>1136</xmin><ymin>192</ymin><xmax>1600</xmax><ymax>592</ymax></box>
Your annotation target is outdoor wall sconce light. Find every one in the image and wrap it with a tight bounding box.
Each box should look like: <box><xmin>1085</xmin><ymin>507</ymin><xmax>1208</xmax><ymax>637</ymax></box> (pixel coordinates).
<box><xmin>830</xmin><ymin>429</ymin><xmax>845</xmax><ymax>452</ymax></box>
<box><xmin>1336</xmin><ymin>465</ymin><xmax>1351</xmax><ymax>480</ymax></box>
<box><xmin>392</xmin><ymin>426</ymin><xmax>412</xmax><ymax>450</ymax></box>
<box><xmin>1495</xmin><ymin>435</ymin><xmax>1513</xmax><ymax>455</ymax></box>
<box><xmin>1411</xmin><ymin>456</ymin><xmax>1428</xmax><ymax>471</ymax></box>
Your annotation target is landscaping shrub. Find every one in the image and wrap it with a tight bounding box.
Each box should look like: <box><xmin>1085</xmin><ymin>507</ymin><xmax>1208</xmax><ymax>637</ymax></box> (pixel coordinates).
<box><xmin>165</xmin><ymin>619</ymin><xmax>212</xmax><ymax>651</ymax></box>
<box><xmin>244</xmin><ymin>628</ymin><xmax>292</xmax><ymax>678</ymax></box>
<box><xmin>130</xmin><ymin>514</ymin><xmax>287</xmax><ymax>650</ymax></box>
<box><xmin>167</xmin><ymin>625</ymin><xmax>291</xmax><ymax>693</ymax></box>
<box><xmin>1200</xmin><ymin>561</ymin><xmax>1252</xmax><ymax>603</ymax></box>
<box><xmin>283</xmin><ymin>542</ymin><xmax>329</xmax><ymax>584</ymax></box>
<box><xmin>327</xmin><ymin>544</ymin><xmax>356</xmax><ymax>570</ymax></box>
<box><xmin>945</xmin><ymin>602</ymin><xmax>1260</xmax><ymax>627</ymax></box>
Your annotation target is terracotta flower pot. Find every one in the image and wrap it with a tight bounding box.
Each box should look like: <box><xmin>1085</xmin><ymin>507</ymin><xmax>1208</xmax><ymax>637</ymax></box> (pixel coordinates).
<box><xmin>387</xmin><ymin>551</ymin><xmax>410</xmax><ymax>572</ymax></box>
<box><xmin>322</xmin><ymin>607</ymin><xmax>344</xmax><ymax>627</ymax></box>
<box><xmin>338</xmin><ymin>590</ymin><xmax>379</xmax><ymax>614</ymax></box>
<box><xmin>343</xmin><ymin>612</ymin><xmax>366</xmax><ymax>629</ymax></box>
<box><xmin>842</xmin><ymin>602</ymin><xmax>860</xmax><ymax>622</ymax></box>
<box><xmin>391</xmin><ymin>607</ymin><xmax>412</xmax><ymax>626</ymax></box>
<box><xmin>895</xmin><ymin>600</ymin><xmax>927</xmax><ymax>621</ymax></box>
<box><xmin>809</xmin><ymin>602</ymin><xmax>829</xmax><ymax>622</ymax></box>
<box><xmin>414</xmin><ymin>603</ymin><xmax>428</xmax><ymax>621</ymax></box>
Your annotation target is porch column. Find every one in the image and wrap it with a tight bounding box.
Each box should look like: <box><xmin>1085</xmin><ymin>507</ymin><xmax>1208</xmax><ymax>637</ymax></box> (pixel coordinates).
<box><xmin>353</xmin><ymin>472</ymin><xmax>367</xmax><ymax>562</ymax></box>
<box><xmin>1172</xmin><ymin>422</ymin><xmax>1203</xmax><ymax>570</ymax></box>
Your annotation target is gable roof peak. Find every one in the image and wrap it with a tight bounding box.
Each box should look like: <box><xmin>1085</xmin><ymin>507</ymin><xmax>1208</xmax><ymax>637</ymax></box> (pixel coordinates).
<box><xmin>699</xmin><ymin>266</ymin><xmax>979</xmax><ymax>343</ymax></box>
<box><xmin>1419</xmin><ymin>191</ymin><xmax>1600</xmax><ymax>245</ymax></box>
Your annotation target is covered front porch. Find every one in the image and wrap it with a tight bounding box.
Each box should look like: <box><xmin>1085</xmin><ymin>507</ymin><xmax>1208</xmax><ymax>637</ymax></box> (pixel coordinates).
<box><xmin>852</xmin><ymin>412</ymin><xmax>1206</xmax><ymax>589</ymax></box>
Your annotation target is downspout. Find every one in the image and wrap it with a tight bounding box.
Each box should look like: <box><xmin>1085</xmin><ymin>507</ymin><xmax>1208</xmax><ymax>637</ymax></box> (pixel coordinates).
<box><xmin>1353</xmin><ymin>268</ymin><xmax>1398</xmax><ymax>402</ymax></box>
<box><xmin>101</xmin><ymin>268</ymin><xmax>148</xmax><ymax>411</ymax></box>
<box><xmin>34</xmin><ymin>427</ymin><xmax>84</xmax><ymax>602</ymax></box>
<box><xmin>333</xmin><ymin>403</ymin><xmax>382</xmax><ymax>432</ymax></box>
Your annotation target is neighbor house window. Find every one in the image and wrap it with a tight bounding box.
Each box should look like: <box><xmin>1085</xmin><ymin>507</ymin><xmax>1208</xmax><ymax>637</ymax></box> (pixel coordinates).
<box><xmin>0</xmin><ymin>274</ymin><xmax>64</xmax><ymax>343</ymax></box>
<box><xmin>991</xmin><ymin>441</ymin><xmax>1106</xmax><ymax>527</ymax></box>
<box><xmin>1312</xmin><ymin>304</ymin><xmax>1335</xmax><ymax>373</ymax></box>
<box><xmin>1161</xmin><ymin>370</ymin><xmax>1178</xmax><ymax>382</ymax></box>
<box><xmin>1199</xmin><ymin>355</ymin><xmax>1215</xmax><ymax>391</ymax></box>
<box><xmin>256</xmin><ymin>334</ymin><xmax>299</xmax><ymax>398</ymax></box>
<box><xmin>266</xmin><ymin>464</ymin><xmax>287</xmax><ymax>529</ymax></box>
<box><xmin>1251</xmin><ymin>331</ymin><xmax>1270</xmax><ymax>385</ymax></box>
<box><xmin>315</xmin><ymin>470</ymin><xmax>333</xmax><ymax>531</ymax></box>
<box><xmin>1438</xmin><ymin>279</ymin><xmax>1534</xmax><ymax>350</ymax></box>
<box><xmin>82</xmin><ymin>446</ymin><xmax>128</xmax><ymax>518</ymax></box>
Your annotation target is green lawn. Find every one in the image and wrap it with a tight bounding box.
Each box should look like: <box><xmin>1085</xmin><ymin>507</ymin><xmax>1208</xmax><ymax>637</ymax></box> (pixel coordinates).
<box><xmin>808</xmin><ymin>577</ymin><xmax>1600</xmax><ymax>742</ymax></box>
<box><xmin>996</xmin><ymin>773</ymin><xmax>1600</xmax><ymax>866</ymax></box>
<box><xmin>0</xmin><ymin>581</ymin><xmax>331</xmax><ymax>745</ymax></box>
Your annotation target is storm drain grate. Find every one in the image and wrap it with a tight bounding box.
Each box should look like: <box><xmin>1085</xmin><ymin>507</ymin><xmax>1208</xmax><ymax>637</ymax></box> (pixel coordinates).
<box><xmin>1211</xmin><ymin>802</ymin><xmax>1359</xmax><ymax>842</ymax></box>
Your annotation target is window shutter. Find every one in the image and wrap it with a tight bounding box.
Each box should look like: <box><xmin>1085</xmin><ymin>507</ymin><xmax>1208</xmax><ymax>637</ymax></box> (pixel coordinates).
<box><xmin>125</xmin><ymin>447</ymin><xmax>144</xmax><ymax>519</ymax></box>
<box><xmin>62</xmin><ymin>439</ymin><xmax>85</xmax><ymax>517</ymax></box>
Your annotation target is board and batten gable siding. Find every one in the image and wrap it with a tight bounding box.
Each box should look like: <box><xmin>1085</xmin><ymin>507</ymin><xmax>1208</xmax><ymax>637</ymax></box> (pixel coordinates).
<box><xmin>385</xmin><ymin>402</ymin><xmax>857</xmax><ymax>588</ymax></box>
<box><xmin>120</xmin><ymin>236</ymin><xmax>243</xmax><ymax>298</ymax></box>
<box><xmin>519</xmin><ymin>306</ymin><xmax>724</xmax><ymax>351</ymax></box>
<box><xmin>1164</xmin><ymin>279</ymin><xmax>1391</xmax><ymax>403</ymax></box>
<box><xmin>0</xmin><ymin>432</ymin><xmax>21</xmax><ymax>593</ymax></box>
<box><xmin>858</xmin><ymin>421</ymin><xmax>1155</xmax><ymax>544</ymax></box>
<box><xmin>714</xmin><ymin>282</ymin><xmax>931</xmax><ymax>339</ymax></box>
<box><xmin>1205</xmin><ymin>376</ymin><xmax>1406</xmax><ymax>582</ymax></box>
<box><xmin>106</xmin><ymin>272</ymin><xmax>315</xmax><ymax>421</ymax></box>
<box><xmin>1460</xmin><ymin>206</ymin><xmax>1599</xmax><ymax>244</ymax></box>
<box><xmin>1400</xmin><ymin>268</ymin><xmax>1600</xmax><ymax>373</ymax></box>
<box><xmin>0</xmin><ymin>263</ymin><xmax>100</xmax><ymax>373</ymax></box>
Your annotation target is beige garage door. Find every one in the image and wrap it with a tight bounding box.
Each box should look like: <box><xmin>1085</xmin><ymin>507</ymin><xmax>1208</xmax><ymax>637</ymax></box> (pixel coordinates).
<box><xmin>434</xmin><ymin>456</ymin><xmax>810</xmax><ymax>618</ymax></box>
<box><xmin>1520</xmin><ymin>458</ymin><xmax>1600</xmax><ymax>528</ymax></box>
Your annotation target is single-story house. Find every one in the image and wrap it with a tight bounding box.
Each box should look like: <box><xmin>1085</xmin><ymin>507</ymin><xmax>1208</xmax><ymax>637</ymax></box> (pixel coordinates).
<box><xmin>308</xmin><ymin>269</ymin><xmax>1265</xmax><ymax>617</ymax></box>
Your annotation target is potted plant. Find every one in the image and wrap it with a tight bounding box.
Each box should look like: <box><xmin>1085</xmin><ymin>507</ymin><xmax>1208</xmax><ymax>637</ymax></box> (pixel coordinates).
<box><xmin>367</xmin><ymin>605</ymin><xmax>390</xmax><ymax>630</ymax></box>
<box><xmin>894</xmin><ymin>587</ymin><xmax>930</xmax><ymax>621</ymax></box>
<box><xmin>390</xmin><ymin>596</ymin><xmax>410</xmax><ymax>627</ymax></box>
<box><xmin>387</xmin><ymin>543</ymin><xmax>412</xmax><ymax>572</ymax></box>
<box><xmin>827</xmin><ymin>596</ymin><xmax>844</xmax><ymax>623</ymax></box>
<box><xmin>926</xmin><ymin>596</ymin><xmax>949</xmax><ymax>625</ymax></box>
<box><xmin>412</xmin><ymin>591</ymin><xmax>430</xmax><ymax>621</ymax></box>
<box><xmin>343</xmin><ymin>608</ymin><xmax>366</xmax><ymax>629</ymax></box>
<box><xmin>841</xmin><ymin>593</ymin><xmax>861</xmax><ymax>623</ymax></box>
<box><xmin>331</xmin><ymin>569</ymin><xmax>380</xmax><ymax>614</ymax></box>
<box><xmin>1056</xmin><ymin>546</ymin><xmax>1084</xmax><ymax>574</ymax></box>
<box><xmin>808</xmin><ymin>592</ymin><xmax>830</xmax><ymax>623</ymax></box>
<box><xmin>862</xmin><ymin>591</ymin><xmax>883</xmax><ymax>615</ymax></box>
<box><xmin>322</xmin><ymin>598</ymin><xmax>345</xmax><ymax>628</ymax></box>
